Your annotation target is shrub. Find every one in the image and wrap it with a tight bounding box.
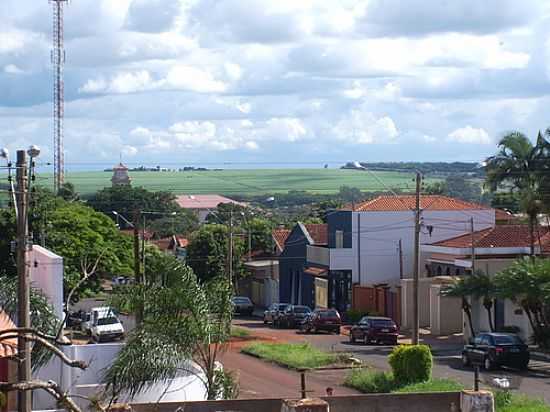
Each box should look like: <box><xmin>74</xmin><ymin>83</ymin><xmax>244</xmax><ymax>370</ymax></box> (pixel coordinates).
<box><xmin>394</xmin><ymin>378</ymin><xmax>464</xmax><ymax>393</ymax></box>
<box><xmin>346</xmin><ymin>309</ymin><xmax>368</xmax><ymax>323</ymax></box>
<box><xmin>344</xmin><ymin>369</ymin><xmax>395</xmax><ymax>393</ymax></box>
<box><xmin>388</xmin><ymin>345</ymin><xmax>432</xmax><ymax>385</ymax></box>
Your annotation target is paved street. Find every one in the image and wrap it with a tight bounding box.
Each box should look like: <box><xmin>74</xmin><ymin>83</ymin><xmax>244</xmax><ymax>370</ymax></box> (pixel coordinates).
<box><xmin>233</xmin><ymin>317</ymin><xmax>550</xmax><ymax>403</ymax></box>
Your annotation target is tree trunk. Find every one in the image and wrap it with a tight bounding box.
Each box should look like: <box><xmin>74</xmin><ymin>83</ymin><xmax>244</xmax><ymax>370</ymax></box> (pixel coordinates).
<box><xmin>529</xmin><ymin>214</ymin><xmax>536</xmax><ymax>256</ymax></box>
<box><xmin>463</xmin><ymin>298</ymin><xmax>476</xmax><ymax>338</ymax></box>
<box><xmin>484</xmin><ymin>300</ymin><xmax>495</xmax><ymax>332</ymax></box>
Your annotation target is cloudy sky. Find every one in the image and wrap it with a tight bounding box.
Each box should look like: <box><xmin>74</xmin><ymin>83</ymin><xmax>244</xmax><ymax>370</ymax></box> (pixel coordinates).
<box><xmin>1</xmin><ymin>0</ymin><xmax>550</xmax><ymax>169</ymax></box>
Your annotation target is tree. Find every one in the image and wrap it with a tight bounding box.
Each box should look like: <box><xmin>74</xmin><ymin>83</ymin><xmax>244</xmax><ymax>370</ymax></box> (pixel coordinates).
<box><xmin>104</xmin><ymin>257</ymin><xmax>236</xmax><ymax>401</ymax></box>
<box><xmin>244</xmin><ymin>217</ymin><xmax>274</xmax><ymax>254</ymax></box>
<box><xmin>485</xmin><ymin>131</ymin><xmax>550</xmax><ymax>255</ymax></box>
<box><xmin>148</xmin><ymin>211</ymin><xmax>199</xmax><ymax>238</ymax></box>
<box><xmin>338</xmin><ymin>185</ymin><xmax>364</xmax><ymax>209</ymax></box>
<box><xmin>186</xmin><ymin>224</ymin><xmax>245</xmax><ymax>284</ymax></box>
<box><xmin>57</xmin><ymin>182</ymin><xmax>79</xmax><ymax>202</ymax></box>
<box><xmin>441</xmin><ymin>278</ymin><xmax>476</xmax><ymax>338</ymax></box>
<box><xmin>468</xmin><ymin>272</ymin><xmax>496</xmax><ymax>332</ymax></box>
<box><xmin>494</xmin><ymin>257</ymin><xmax>550</xmax><ymax>349</ymax></box>
<box><xmin>87</xmin><ymin>186</ymin><xmax>179</xmax><ymax>228</ymax></box>
<box><xmin>204</xmin><ymin>202</ymin><xmax>249</xmax><ymax>226</ymax></box>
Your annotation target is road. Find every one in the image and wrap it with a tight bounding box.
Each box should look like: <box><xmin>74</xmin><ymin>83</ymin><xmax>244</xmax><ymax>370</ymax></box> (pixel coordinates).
<box><xmin>233</xmin><ymin>317</ymin><xmax>550</xmax><ymax>403</ymax></box>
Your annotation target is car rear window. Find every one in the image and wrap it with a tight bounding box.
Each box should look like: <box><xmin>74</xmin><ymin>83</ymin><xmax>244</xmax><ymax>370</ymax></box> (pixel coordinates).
<box><xmin>233</xmin><ymin>298</ymin><xmax>251</xmax><ymax>304</ymax></box>
<box><xmin>494</xmin><ymin>335</ymin><xmax>522</xmax><ymax>345</ymax></box>
<box><xmin>294</xmin><ymin>307</ymin><xmax>311</xmax><ymax>313</ymax></box>
<box><xmin>371</xmin><ymin>319</ymin><xmax>395</xmax><ymax>328</ymax></box>
<box><xmin>319</xmin><ymin>310</ymin><xmax>339</xmax><ymax>318</ymax></box>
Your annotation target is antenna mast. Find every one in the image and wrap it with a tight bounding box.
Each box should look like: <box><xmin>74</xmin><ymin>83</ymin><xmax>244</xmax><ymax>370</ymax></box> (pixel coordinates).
<box><xmin>51</xmin><ymin>0</ymin><xmax>68</xmax><ymax>193</ymax></box>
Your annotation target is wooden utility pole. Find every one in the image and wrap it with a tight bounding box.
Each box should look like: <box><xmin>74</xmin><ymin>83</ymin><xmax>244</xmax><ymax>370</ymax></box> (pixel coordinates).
<box><xmin>470</xmin><ymin>217</ymin><xmax>476</xmax><ymax>274</ymax></box>
<box><xmin>133</xmin><ymin>210</ymin><xmax>141</xmax><ymax>283</ymax></box>
<box><xmin>16</xmin><ymin>150</ymin><xmax>31</xmax><ymax>412</ymax></box>
<box><xmin>398</xmin><ymin>239</ymin><xmax>404</xmax><ymax>280</ymax></box>
<box><xmin>412</xmin><ymin>171</ymin><xmax>422</xmax><ymax>345</ymax></box>
<box><xmin>229</xmin><ymin>209</ymin><xmax>233</xmax><ymax>287</ymax></box>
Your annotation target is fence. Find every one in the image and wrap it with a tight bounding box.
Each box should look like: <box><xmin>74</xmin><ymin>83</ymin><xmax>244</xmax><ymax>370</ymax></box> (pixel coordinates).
<box><xmin>352</xmin><ymin>285</ymin><xmax>401</xmax><ymax>325</ymax></box>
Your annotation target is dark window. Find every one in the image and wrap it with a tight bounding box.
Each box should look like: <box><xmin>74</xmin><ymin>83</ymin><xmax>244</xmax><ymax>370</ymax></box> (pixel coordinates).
<box><xmin>480</xmin><ymin>335</ymin><xmax>492</xmax><ymax>345</ymax></box>
<box><xmin>445</xmin><ymin>267</ymin><xmax>451</xmax><ymax>276</ymax></box>
<box><xmin>370</xmin><ymin>319</ymin><xmax>396</xmax><ymax>328</ymax></box>
<box><xmin>455</xmin><ymin>268</ymin><xmax>461</xmax><ymax>276</ymax></box>
<box><xmin>318</xmin><ymin>310</ymin><xmax>339</xmax><ymax>318</ymax></box>
<box><xmin>437</xmin><ymin>266</ymin><xmax>442</xmax><ymax>276</ymax></box>
<box><xmin>494</xmin><ymin>335</ymin><xmax>523</xmax><ymax>345</ymax></box>
<box><xmin>294</xmin><ymin>306</ymin><xmax>311</xmax><ymax>313</ymax></box>
<box><xmin>97</xmin><ymin>317</ymin><xmax>119</xmax><ymax>326</ymax></box>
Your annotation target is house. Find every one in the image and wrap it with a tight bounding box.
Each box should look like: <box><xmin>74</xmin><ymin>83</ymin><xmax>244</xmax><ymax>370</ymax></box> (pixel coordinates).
<box><xmin>239</xmin><ymin>251</ymin><xmax>280</xmax><ymax>308</ymax></box>
<box><xmin>421</xmin><ymin>224</ymin><xmax>550</xmax><ymax>341</ymax></box>
<box><xmin>174</xmin><ymin>194</ymin><xmax>247</xmax><ymax>223</ymax></box>
<box><xmin>151</xmin><ymin>235</ymin><xmax>188</xmax><ymax>261</ymax></box>
<box><xmin>307</xmin><ymin>195</ymin><xmax>495</xmax><ymax>287</ymax></box>
<box><xmin>277</xmin><ymin>223</ymin><xmax>332</xmax><ymax>310</ymax></box>
<box><xmin>0</xmin><ymin>311</ymin><xmax>17</xmax><ymax>412</ymax></box>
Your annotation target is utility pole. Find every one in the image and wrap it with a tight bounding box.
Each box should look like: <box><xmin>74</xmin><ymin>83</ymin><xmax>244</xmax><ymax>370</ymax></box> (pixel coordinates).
<box><xmin>16</xmin><ymin>150</ymin><xmax>31</xmax><ymax>412</ymax></box>
<box><xmin>398</xmin><ymin>239</ymin><xmax>404</xmax><ymax>280</ymax></box>
<box><xmin>141</xmin><ymin>213</ymin><xmax>146</xmax><ymax>279</ymax></box>
<box><xmin>133</xmin><ymin>210</ymin><xmax>141</xmax><ymax>283</ymax></box>
<box><xmin>412</xmin><ymin>171</ymin><xmax>422</xmax><ymax>345</ymax></box>
<box><xmin>470</xmin><ymin>217</ymin><xmax>476</xmax><ymax>274</ymax></box>
<box><xmin>229</xmin><ymin>209</ymin><xmax>234</xmax><ymax>288</ymax></box>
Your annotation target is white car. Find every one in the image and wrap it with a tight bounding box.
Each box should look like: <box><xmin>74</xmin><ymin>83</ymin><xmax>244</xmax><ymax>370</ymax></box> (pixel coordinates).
<box><xmin>90</xmin><ymin>307</ymin><xmax>125</xmax><ymax>343</ymax></box>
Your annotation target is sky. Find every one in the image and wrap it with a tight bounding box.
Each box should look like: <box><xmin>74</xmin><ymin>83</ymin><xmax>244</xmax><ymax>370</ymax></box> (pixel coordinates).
<box><xmin>1</xmin><ymin>0</ymin><xmax>550</xmax><ymax>170</ymax></box>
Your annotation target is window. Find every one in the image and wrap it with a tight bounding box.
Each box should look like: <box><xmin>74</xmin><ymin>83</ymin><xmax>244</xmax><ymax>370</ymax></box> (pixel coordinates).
<box><xmin>335</xmin><ymin>230</ymin><xmax>343</xmax><ymax>248</ymax></box>
<box><xmin>480</xmin><ymin>335</ymin><xmax>492</xmax><ymax>346</ymax></box>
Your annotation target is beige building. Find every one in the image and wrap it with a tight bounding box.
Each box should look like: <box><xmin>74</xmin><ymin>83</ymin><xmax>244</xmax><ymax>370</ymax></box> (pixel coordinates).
<box><xmin>111</xmin><ymin>162</ymin><xmax>132</xmax><ymax>186</ymax></box>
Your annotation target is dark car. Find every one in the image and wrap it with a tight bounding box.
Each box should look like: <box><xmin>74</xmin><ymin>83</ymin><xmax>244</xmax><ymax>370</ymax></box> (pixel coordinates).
<box><xmin>276</xmin><ymin>305</ymin><xmax>312</xmax><ymax>328</ymax></box>
<box><xmin>349</xmin><ymin>316</ymin><xmax>399</xmax><ymax>345</ymax></box>
<box><xmin>300</xmin><ymin>309</ymin><xmax>342</xmax><ymax>334</ymax></box>
<box><xmin>232</xmin><ymin>296</ymin><xmax>254</xmax><ymax>316</ymax></box>
<box><xmin>462</xmin><ymin>333</ymin><xmax>529</xmax><ymax>370</ymax></box>
<box><xmin>263</xmin><ymin>303</ymin><xmax>289</xmax><ymax>324</ymax></box>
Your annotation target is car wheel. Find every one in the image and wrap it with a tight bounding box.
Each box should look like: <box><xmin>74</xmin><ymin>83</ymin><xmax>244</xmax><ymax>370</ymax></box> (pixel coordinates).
<box><xmin>484</xmin><ymin>356</ymin><xmax>494</xmax><ymax>371</ymax></box>
<box><xmin>462</xmin><ymin>353</ymin><xmax>470</xmax><ymax>367</ymax></box>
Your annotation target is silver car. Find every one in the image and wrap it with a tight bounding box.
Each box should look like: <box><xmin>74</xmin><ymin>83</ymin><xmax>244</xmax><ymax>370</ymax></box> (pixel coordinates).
<box><xmin>232</xmin><ymin>296</ymin><xmax>254</xmax><ymax>316</ymax></box>
<box><xmin>263</xmin><ymin>303</ymin><xmax>289</xmax><ymax>324</ymax></box>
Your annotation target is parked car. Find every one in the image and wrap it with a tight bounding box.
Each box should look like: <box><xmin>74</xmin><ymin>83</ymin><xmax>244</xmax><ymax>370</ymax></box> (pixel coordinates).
<box><xmin>232</xmin><ymin>296</ymin><xmax>254</xmax><ymax>316</ymax></box>
<box><xmin>462</xmin><ymin>333</ymin><xmax>529</xmax><ymax>370</ymax></box>
<box><xmin>300</xmin><ymin>309</ymin><xmax>341</xmax><ymax>334</ymax></box>
<box><xmin>349</xmin><ymin>316</ymin><xmax>399</xmax><ymax>345</ymax></box>
<box><xmin>66</xmin><ymin>310</ymin><xmax>84</xmax><ymax>329</ymax></box>
<box><xmin>263</xmin><ymin>303</ymin><xmax>289</xmax><ymax>324</ymax></box>
<box><xmin>80</xmin><ymin>311</ymin><xmax>92</xmax><ymax>335</ymax></box>
<box><xmin>275</xmin><ymin>305</ymin><xmax>312</xmax><ymax>328</ymax></box>
<box><xmin>90</xmin><ymin>306</ymin><xmax>125</xmax><ymax>343</ymax></box>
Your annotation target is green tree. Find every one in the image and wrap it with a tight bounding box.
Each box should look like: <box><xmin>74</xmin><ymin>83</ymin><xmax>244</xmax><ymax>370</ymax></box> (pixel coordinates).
<box><xmin>204</xmin><ymin>202</ymin><xmax>249</xmax><ymax>226</ymax></box>
<box><xmin>148</xmin><ymin>211</ymin><xmax>199</xmax><ymax>238</ymax></box>
<box><xmin>186</xmin><ymin>224</ymin><xmax>245</xmax><ymax>284</ymax></box>
<box><xmin>494</xmin><ymin>258</ymin><xmax>550</xmax><ymax>348</ymax></box>
<box><xmin>468</xmin><ymin>272</ymin><xmax>496</xmax><ymax>332</ymax></box>
<box><xmin>244</xmin><ymin>217</ymin><xmax>274</xmax><ymax>254</ymax></box>
<box><xmin>441</xmin><ymin>278</ymin><xmax>476</xmax><ymax>338</ymax></box>
<box><xmin>339</xmin><ymin>185</ymin><xmax>364</xmax><ymax>209</ymax></box>
<box><xmin>87</xmin><ymin>186</ymin><xmax>179</xmax><ymax>228</ymax></box>
<box><xmin>485</xmin><ymin>131</ymin><xmax>550</xmax><ymax>255</ymax></box>
<box><xmin>104</xmin><ymin>257</ymin><xmax>236</xmax><ymax>401</ymax></box>
<box><xmin>57</xmin><ymin>182</ymin><xmax>79</xmax><ymax>202</ymax></box>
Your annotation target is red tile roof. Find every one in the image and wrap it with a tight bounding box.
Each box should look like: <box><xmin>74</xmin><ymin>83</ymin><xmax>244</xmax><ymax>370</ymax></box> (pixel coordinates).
<box><xmin>430</xmin><ymin>225</ymin><xmax>550</xmax><ymax>250</ymax></box>
<box><xmin>0</xmin><ymin>311</ymin><xmax>17</xmax><ymax>358</ymax></box>
<box><xmin>175</xmin><ymin>194</ymin><xmax>246</xmax><ymax>210</ymax></box>
<box><xmin>304</xmin><ymin>224</ymin><xmax>328</xmax><ymax>245</ymax></box>
<box><xmin>272</xmin><ymin>229</ymin><xmax>291</xmax><ymax>251</ymax></box>
<box><xmin>495</xmin><ymin>209</ymin><xmax>519</xmax><ymax>223</ymax></box>
<box><xmin>355</xmin><ymin>195</ymin><xmax>491</xmax><ymax>212</ymax></box>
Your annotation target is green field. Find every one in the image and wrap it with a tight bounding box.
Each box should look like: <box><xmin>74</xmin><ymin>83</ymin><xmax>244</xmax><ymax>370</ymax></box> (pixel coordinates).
<box><xmin>24</xmin><ymin>169</ymin><xmax>437</xmax><ymax>196</ymax></box>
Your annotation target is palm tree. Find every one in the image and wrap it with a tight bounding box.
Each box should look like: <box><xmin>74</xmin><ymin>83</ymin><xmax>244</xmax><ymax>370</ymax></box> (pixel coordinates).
<box><xmin>468</xmin><ymin>272</ymin><xmax>496</xmax><ymax>332</ymax></box>
<box><xmin>441</xmin><ymin>277</ymin><xmax>476</xmax><ymax>338</ymax></box>
<box><xmin>485</xmin><ymin>131</ymin><xmax>550</xmax><ymax>255</ymax></box>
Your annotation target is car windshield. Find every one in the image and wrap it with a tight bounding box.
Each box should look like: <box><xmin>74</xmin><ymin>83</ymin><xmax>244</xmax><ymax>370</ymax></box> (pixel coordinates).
<box><xmin>277</xmin><ymin>304</ymin><xmax>289</xmax><ymax>310</ymax></box>
<box><xmin>233</xmin><ymin>298</ymin><xmax>251</xmax><ymax>304</ymax></box>
<box><xmin>319</xmin><ymin>310</ymin><xmax>338</xmax><ymax>318</ymax></box>
<box><xmin>97</xmin><ymin>317</ymin><xmax>119</xmax><ymax>326</ymax></box>
<box><xmin>294</xmin><ymin>307</ymin><xmax>311</xmax><ymax>313</ymax></box>
<box><xmin>371</xmin><ymin>319</ymin><xmax>395</xmax><ymax>328</ymax></box>
<box><xmin>494</xmin><ymin>335</ymin><xmax>523</xmax><ymax>345</ymax></box>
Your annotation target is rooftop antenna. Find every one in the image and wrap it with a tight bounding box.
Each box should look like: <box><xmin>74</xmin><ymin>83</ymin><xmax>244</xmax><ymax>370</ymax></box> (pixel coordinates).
<box><xmin>50</xmin><ymin>0</ymin><xmax>69</xmax><ymax>193</ymax></box>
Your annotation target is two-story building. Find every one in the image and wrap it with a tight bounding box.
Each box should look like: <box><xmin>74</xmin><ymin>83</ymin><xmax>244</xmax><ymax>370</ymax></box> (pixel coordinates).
<box><xmin>304</xmin><ymin>195</ymin><xmax>496</xmax><ymax>313</ymax></box>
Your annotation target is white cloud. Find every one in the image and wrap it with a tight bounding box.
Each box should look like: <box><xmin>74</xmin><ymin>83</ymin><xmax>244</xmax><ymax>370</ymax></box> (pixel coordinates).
<box><xmin>4</xmin><ymin>64</ymin><xmax>23</xmax><ymax>74</ymax></box>
<box><xmin>448</xmin><ymin>126</ymin><xmax>492</xmax><ymax>144</ymax></box>
<box><xmin>332</xmin><ymin>109</ymin><xmax>399</xmax><ymax>144</ymax></box>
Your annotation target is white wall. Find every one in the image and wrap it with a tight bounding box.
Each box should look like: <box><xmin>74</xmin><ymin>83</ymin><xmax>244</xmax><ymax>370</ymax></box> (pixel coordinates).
<box><xmin>29</xmin><ymin>245</ymin><xmax>64</xmax><ymax>319</ymax></box>
<box><xmin>351</xmin><ymin>209</ymin><xmax>494</xmax><ymax>286</ymax></box>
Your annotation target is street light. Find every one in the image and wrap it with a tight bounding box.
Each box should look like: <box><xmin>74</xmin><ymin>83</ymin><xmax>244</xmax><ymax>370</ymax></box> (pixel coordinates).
<box><xmin>112</xmin><ymin>210</ymin><xmax>134</xmax><ymax>228</ymax></box>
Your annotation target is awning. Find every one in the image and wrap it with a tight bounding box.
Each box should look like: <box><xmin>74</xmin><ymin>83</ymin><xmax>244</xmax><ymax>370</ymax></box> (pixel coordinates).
<box><xmin>304</xmin><ymin>267</ymin><xmax>328</xmax><ymax>277</ymax></box>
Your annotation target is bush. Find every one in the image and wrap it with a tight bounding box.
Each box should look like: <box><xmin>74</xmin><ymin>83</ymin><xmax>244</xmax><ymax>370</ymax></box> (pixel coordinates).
<box><xmin>388</xmin><ymin>345</ymin><xmax>432</xmax><ymax>385</ymax></box>
<box><xmin>394</xmin><ymin>379</ymin><xmax>464</xmax><ymax>393</ymax></box>
<box><xmin>345</xmin><ymin>309</ymin><xmax>368</xmax><ymax>323</ymax></box>
<box><xmin>344</xmin><ymin>369</ymin><xmax>395</xmax><ymax>393</ymax></box>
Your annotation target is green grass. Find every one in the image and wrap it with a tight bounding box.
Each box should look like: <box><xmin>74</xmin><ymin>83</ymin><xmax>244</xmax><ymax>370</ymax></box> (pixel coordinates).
<box><xmin>18</xmin><ymin>169</ymin><xmax>439</xmax><ymax>196</ymax></box>
<box><xmin>241</xmin><ymin>342</ymin><xmax>342</xmax><ymax>370</ymax></box>
<box><xmin>345</xmin><ymin>370</ymin><xmax>550</xmax><ymax>412</ymax></box>
<box><xmin>231</xmin><ymin>326</ymin><xmax>251</xmax><ymax>338</ymax></box>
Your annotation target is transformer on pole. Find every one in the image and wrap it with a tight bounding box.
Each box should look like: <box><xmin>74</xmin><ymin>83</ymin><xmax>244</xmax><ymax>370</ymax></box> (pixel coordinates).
<box><xmin>50</xmin><ymin>0</ymin><xmax>68</xmax><ymax>193</ymax></box>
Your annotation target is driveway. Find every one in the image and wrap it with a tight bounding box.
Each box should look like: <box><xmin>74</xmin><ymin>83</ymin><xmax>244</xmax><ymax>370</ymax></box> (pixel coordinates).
<box><xmin>233</xmin><ymin>317</ymin><xmax>550</xmax><ymax>403</ymax></box>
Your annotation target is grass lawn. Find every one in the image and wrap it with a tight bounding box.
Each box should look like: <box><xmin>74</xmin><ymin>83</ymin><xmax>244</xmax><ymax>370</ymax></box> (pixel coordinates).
<box><xmin>22</xmin><ymin>169</ymin><xmax>439</xmax><ymax>196</ymax></box>
<box><xmin>231</xmin><ymin>326</ymin><xmax>251</xmax><ymax>338</ymax></box>
<box><xmin>241</xmin><ymin>342</ymin><xmax>344</xmax><ymax>370</ymax></box>
<box><xmin>345</xmin><ymin>369</ymin><xmax>550</xmax><ymax>412</ymax></box>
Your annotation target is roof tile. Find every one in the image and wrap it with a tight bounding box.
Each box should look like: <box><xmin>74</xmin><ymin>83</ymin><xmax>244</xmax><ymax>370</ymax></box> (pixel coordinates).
<box><xmin>355</xmin><ymin>195</ymin><xmax>491</xmax><ymax>212</ymax></box>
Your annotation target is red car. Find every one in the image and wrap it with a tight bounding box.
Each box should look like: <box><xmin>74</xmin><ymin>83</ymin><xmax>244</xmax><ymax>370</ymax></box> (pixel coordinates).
<box><xmin>300</xmin><ymin>309</ymin><xmax>342</xmax><ymax>334</ymax></box>
<box><xmin>349</xmin><ymin>316</ymin><xmax>399</xmax><ymax>345</ymax></box>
